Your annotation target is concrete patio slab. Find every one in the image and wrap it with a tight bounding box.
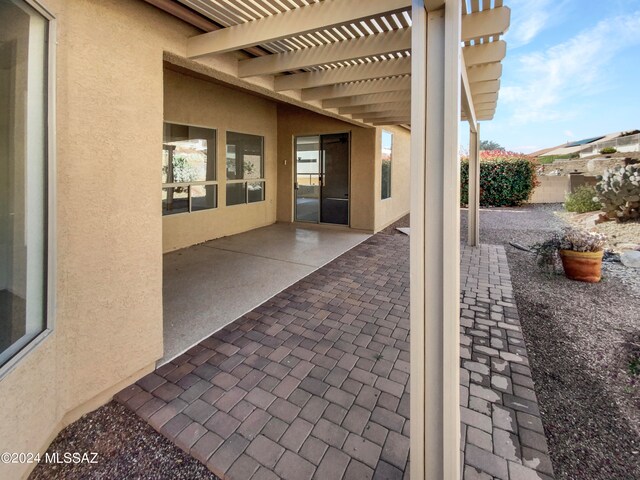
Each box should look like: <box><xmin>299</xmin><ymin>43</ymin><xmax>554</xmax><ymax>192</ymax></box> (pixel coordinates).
<box><xmin>162</xmin><ymin>223</ymin><xmax>370</xmax><ymax>364</ymax></box>
<box><xmin>123</xmin><ymin>230</ymin><xmax>553</xmax><ymax>480</ymax></box>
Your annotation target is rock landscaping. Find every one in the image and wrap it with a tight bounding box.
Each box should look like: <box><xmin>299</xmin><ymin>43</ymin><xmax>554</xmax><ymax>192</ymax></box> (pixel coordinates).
<box><xmin>30</xmin><ymin>402</ymin><xmax>219</xmax><ymax>480</ymax></box>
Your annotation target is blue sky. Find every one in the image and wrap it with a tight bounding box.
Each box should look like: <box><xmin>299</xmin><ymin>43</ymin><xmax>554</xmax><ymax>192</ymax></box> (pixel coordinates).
<box><xmin>476</xmin><ymin>0</ymin><xmax>640</xmax><ymax>153</ymax></box>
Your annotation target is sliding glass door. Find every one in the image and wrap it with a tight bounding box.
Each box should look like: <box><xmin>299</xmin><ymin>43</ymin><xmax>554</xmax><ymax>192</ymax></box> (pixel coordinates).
<box><xmin>294</xmin><ymin>133</ymin><xmax>349</xmax><ymax>225</ymax></box>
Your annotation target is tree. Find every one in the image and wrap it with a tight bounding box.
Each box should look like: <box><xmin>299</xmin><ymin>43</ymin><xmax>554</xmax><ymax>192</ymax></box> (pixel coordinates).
<box><xmin>480</xmin><ymin>140</ymin><xmax>505</xmax><ymax>151</ymax></box>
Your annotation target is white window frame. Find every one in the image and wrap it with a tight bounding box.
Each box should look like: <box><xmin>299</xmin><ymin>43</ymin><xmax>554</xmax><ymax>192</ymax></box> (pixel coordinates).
<box><xmin>0</xmin><ymin>0</ymin><xmax>57</xmax><ymax>378</ymax></box>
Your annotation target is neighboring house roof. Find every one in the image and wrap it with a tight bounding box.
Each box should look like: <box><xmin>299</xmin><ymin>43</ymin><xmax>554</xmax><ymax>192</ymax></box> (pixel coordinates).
<box><xmin>534</xmin><ymin>131</ymin><xmax>624</xmax><ymax>157</ymax></box>
<box><xmin>564</xmin><ymin>135</ymin><xmax>605</xmax><ymax>147</ymax></box>
<box><xmin>529</xmin><ymin>145</ymin><xmax>561</xmax><ymax>157</ymax></box>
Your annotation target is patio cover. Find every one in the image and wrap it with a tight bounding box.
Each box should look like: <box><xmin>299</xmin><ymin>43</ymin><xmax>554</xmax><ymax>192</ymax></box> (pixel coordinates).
<box><xmin>147</xmin><ymin>0</ymin><xmax>507</xmax><ymax>126</ymax></box>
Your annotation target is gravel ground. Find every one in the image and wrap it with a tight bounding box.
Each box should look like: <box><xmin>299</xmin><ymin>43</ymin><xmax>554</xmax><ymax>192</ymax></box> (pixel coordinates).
<box><xmin>29</xmin><ymin>402</ymin><xmax>218</xmax><ymax>480</ymax></box>
<box><xmin>461</xmin><ymin>204</ymin><xmax>640</xmax><ymax>479</ymax></box>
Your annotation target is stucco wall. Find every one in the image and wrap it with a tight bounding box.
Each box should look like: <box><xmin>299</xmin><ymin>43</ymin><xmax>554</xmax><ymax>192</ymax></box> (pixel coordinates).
<box><xmin>530</xmin><ymin>175</ymin><xmax>569</xmax><ymax>203</ymax></box>
<box><xmin>375</xmin><ymin>126</ymin><xmax>411</xmax><ymax>231</ymax></box>
<box><xmin>276</xmin><ymin>104</ymin><xmax>376</xmax><ymax>231</ymax></box>
<box><xmin>162</xmin><ymin>69</ymin><xmax>278</xmax><ymax>252</ymax></box>
<box><xmin>0</xmin><ymin>1</ymin><xmax>197</xmax><ymax>478</ymax></box>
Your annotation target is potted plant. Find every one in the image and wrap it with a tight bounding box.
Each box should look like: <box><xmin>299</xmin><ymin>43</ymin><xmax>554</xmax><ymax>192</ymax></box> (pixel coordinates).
<box><xmin>533</xmin><ymin>227</ymin><xmax>607</xmax><ymax>282</ymax></box>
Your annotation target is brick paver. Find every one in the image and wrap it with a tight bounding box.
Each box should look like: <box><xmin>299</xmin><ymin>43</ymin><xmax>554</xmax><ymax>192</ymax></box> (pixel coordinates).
<box><xmin>460</xmin><ymin>245</ymin><xmax>554</xmax><ymax>480</ymax></box>
<box><xmin>117</xmin><ymin>233</ymin><xmax>552</xmax><ymax>480</ymax></box>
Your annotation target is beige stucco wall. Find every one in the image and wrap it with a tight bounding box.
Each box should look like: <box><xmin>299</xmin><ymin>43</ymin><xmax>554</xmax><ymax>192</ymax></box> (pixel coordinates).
<box><xmin>530</xmin><ymin>175</ymin><xmax>569</xmax><ymax>203</ymax></box>
<box><xmin>162</xmin><ymin>69</ymin><xmax>278</xmax><ymax>252</ymax></box>
<box><xmin>374</xmin><ymin>126</ymin><xmax>411</xmax><ymax>231</ymax></box>
<box><xmin>276</xmin><ymin>104</ymin><xmax>376</xmax><ymax>231</ymax></box>
<box><xmin>0</xmin><ymin>1</ymin><xmax>198</xmax><ymax>478</ymax></box>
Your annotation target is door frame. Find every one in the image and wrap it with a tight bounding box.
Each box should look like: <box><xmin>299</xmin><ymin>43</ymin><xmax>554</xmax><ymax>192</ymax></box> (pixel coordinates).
<box><xmin>293</xmin><ymin>131</ymin><xmax>351</xmax><ymax>227</ymax></box>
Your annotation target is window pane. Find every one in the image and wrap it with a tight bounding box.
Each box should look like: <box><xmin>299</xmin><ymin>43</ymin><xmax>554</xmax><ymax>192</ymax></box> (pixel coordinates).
<box><xmin>248</xmin><ymin>181</ymin><xmax>265</xmax><ymax>203</ymax></box>
<box><xmin>162</xmin><ymin>187</ymin><xmax>189</xmax><ymax>215</ymax></box>
<box><xmin>191</xmin><ymin>184</ymin><xmax>217</xmax><ymax>211</ymax></box>
<box><xmin>381</xmin><ymin>130</ymin><xmax>392</xmax><ymax>200</ymax></box>
<box><xmin>226</xmin><ymin>183</ymin><xmax>246</xmax><ymax>206</ymax></box>
<box><xmin>226</xmin><ymin>131</ymin><xmax>263</xmax><ymax>180</ymax></box>
<box><xmin>163</xmin><ymin>124</ymin><xmax>216</xmax><ymax>183</ymax></box>
<box><xmin>0</xmin><ymin>0</ymin><xmax>48</xmax><ymax>366</ymax></box>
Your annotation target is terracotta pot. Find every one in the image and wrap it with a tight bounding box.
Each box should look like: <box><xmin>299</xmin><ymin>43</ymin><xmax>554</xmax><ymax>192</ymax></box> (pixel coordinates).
<box><xmin>559</xmin><ymin>249</ymin><xmax>604</xmax><ymax>283</ymax></box>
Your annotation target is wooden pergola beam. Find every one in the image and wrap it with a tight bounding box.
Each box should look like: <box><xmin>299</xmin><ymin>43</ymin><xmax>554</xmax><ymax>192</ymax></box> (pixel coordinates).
<box><xmin>301</xmin><ymin>76</ymin><xmax>410</xmax><ymax>101</ymax></box>
<box><xmin>462</xmin><ymin>6</ymin><xmax>510</xmax><ymax>42</ymax></box>
<box><xmin>463</xmin><ymin>40</ymin><xmax>506</xmax><ymax>67</ymax></box>
<box><xmin>467</xmin><ymin>62</ymin><xmax>502</xmax><ymax>83</ymax></box>
<box><xmin>239</xmin><ymin>29</ymin><xmax>411</xmax><ymax>77</ymax></box>
<box><xmin>323</xmin><ymin>90</ymin><xmax>411</xmax><ymax>108</ymax></box>
<box><xmin>461</xmin><ymin>52</ymin><xmax>477</xmax><ymax>133</ymax></box>
<box><xmin>470</xmin><ymin>79</ymin><xmax>500</xmax><ymax>95</ymax></box>
<box><xmin>274</xmin><ymin>56</ymin><xmax>411</xmax><ymax>91</ymax></box>
<box><xmin>233</xmin><ymin>9</ymin><xmax>509</xmax><ymax>77</ymax></box>
<box><xmin>339</xmin><ymin>101</ymin><xmax>411</xmax><ymax>115</ymax></box>
<box><xmin>372</xmin><ymin>118</ymin><xmax>411</xmax><ymax>125</ymax></box>
<box><xmin>187</xmin><ymin>0</ymin><xmax>410</xmax><ymax>58</ymax></box>
<box><xmin>356</xmin><ymin>109</ymin><xmax>411</xmax><ymax>120</ymax></box>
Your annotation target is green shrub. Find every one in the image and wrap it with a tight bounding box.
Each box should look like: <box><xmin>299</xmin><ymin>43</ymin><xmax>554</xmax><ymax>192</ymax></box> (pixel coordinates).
<box><xmin>600</xmin><ymin>147</ymin><xmax>617</xmax><ymax>154</ymax></box>
<box><xmin>538</xmin><ymin>153</ymin><xmax>579</xmax><ymax>164</ymax></box>
<box><xmin>564</xmin><ymin>186</ymin><xmax>601</xmax><ymax>213</ymax></box>
<box><xmin>381</xmin><ymin>160</ymin><xmax>391</xmax><ymax>199</ymax></box>
<box><xmin>537</xmin><ymin>156</ymin><xmax>557</xmax><ymax>164</ymax></box>
<box><xmin>461</xmin><ymin>156</ymin><xmax>538</xmax><ymax>207</ymax></box>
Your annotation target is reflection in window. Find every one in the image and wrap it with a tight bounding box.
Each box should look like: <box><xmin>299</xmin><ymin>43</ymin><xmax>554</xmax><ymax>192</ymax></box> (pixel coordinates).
<box><xmin>381</xmin><ymin>130</ymin><xmax>392</xmax><ymax>200</ymax></box>
<box><xmin>0</xmin><ymin>0</ymin><xmax>49</xmax><ymax>367</ymax></box>
<box><xmin>226</xmin><ymin>132</ymin><xmax>265</xmax><ymax>205</ymax></box>
<box><xmin>162</xmin><ymin>123</ymin><xmax>217</xmax><ymax>215</ymax></box>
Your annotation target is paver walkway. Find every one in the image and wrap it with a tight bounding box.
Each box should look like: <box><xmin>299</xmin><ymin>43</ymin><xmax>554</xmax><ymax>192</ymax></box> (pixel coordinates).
<box><xmin>116</xmin><ymin>232</ymin><xmax>552</xmax><ymax>480</ymax></box>
<box><xmin>460</xmin><ymin>245</ymin><xmax>553</xmax><ymax>480</ymax></box>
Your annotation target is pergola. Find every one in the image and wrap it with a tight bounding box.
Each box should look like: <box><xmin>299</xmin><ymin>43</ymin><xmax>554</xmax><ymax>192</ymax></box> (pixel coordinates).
<box><xmin>145</xmin><ymin>0</ymin><xmax>510</xmax><ymax>477</ymax></box>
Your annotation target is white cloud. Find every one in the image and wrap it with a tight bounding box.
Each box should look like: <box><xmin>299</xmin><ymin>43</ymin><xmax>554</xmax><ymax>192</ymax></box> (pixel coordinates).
<box><xmin>505</xmin><ymin>0</ymin><xmax>568</xmax><ymax>48</ymax></box>
<box><xmin>501</xmin><ymin>11</ymin><xmax>640</xmax><ymax>125</ymax></box>
<box><xmin>564</xmin><ymin>130</ymin><xmax>574</xmax><ymax>138</ymax></box>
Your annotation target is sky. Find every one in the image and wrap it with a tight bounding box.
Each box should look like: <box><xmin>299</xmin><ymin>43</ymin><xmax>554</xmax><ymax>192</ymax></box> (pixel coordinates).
<box><xmin>474</xmin><ymin>0</ymin><xmax>640</xmax><ymax>154</ymax></box>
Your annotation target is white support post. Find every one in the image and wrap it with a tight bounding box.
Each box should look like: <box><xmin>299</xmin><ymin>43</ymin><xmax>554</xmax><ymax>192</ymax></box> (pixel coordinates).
<box><xmin>410</xmin><ymin>0</ymin><xmax>461</xmax><ymax>479</ymax></box>
<box><xmin>468</xmin><ymin>124</ymin><xmax>480</xmax><ymax>246</ymax></box>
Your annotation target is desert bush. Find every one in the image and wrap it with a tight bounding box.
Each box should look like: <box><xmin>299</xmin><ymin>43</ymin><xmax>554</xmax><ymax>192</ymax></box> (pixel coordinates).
<box><xmin>595</xmin><ymin>165</ymin><xmax>640</xmax><ymax>222</ymax></box>
<box><xmin>461</xmin><ymin>151</ymin><xmax>538</xmax><ymax>207</ymax></box>
<box><xmin>600</xmin><ymin>147</ymin><xmax>617</xmax><ymax>154</ymax></box>
<box><xmin>564</xmin><ymin>186</ymin><xmax>601</xmax><ymax>213</ymax></box>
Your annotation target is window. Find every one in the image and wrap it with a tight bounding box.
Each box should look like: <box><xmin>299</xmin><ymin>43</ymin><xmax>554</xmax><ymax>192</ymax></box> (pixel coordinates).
<box><xmin>381</xmin><ymin>130</ymin><xmax>393</xmax><ymax>200</ymax></box>
<box><xmin>0</xmin><ymin>0</ymin><xmax>50</xmax><ymax>368</ymax></box>
<box><xmin>226</xmin><ymin>131</ymin><xmax>265</xmax><ymax>205</ymax></box>
<box><xmin>162</xmin><ymin>123</ymin><xmax>217</xmax><ymax>215</ymax></box>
